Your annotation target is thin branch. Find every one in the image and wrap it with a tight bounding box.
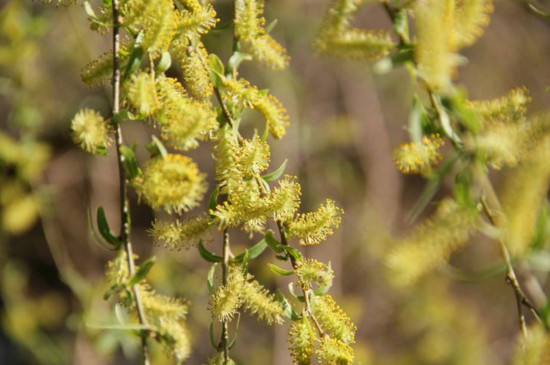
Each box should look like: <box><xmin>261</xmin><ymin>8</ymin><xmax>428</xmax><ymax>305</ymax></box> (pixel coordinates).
<box><xmin>276</xmin><ymin>221</ymin><xmax>325</xmax><ymax>337</ymax></box>
<box><xmin>111</xmin><ymin>1</ymin><xmax>150</xmax><ymax>363</ymax></box>
<box><xmin>477</xmin><ymin>171</ymin><xmax>543</xmax><ymax>328</ymax></box>
<box><xmin>220</xmin><ymin>228</ymin><xmax>231</xmax><ymax>364</ymax></box>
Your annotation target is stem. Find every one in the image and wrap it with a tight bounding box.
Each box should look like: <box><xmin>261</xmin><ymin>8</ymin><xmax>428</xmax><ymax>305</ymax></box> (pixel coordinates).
<box><xmin>220</xmin><ymin>228</ymin><xmax>230</xmax><ymax>364</ymax></box>
<box><xmin>214</xmin><ymin>87</ymin><xmax>236</xmax><ymax>130</ymax></box>
<box><xmin>276</xmin><ymin>221</ymin><xmax>325</xmax><ymax>337</ymax></box>
<box><xmin>476</xmin><ymin>168</ymin><xmax>543</xmax><ymax>330</ymax></box>
<box><xmin>111</xmin><ymin>1</ymin><xmax>150</xmax><ymax>363</ymax></box>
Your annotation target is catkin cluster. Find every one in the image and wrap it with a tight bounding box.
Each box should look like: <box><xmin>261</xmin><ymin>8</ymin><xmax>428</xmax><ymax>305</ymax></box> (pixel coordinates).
<box><xmin>67</xmin><ymin>0</ymin><xmax>357</xmax><ymax>363</ymax></box>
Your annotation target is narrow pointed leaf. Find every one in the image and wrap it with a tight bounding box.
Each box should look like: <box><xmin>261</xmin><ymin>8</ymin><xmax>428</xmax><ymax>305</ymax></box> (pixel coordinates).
<box><xmin>96</xmin><ymin>206</ymin><xmax>121</xmax><ymax>247</ymax></box>
<box><xmin>261</xmin><ymin>159</ymin><xmax>288</xmax><ymax>182</ymax></box>
<box><xmin>198</xmin><ymin>240</ymin><xmax>223</xmax><ymax>263</ymax></box>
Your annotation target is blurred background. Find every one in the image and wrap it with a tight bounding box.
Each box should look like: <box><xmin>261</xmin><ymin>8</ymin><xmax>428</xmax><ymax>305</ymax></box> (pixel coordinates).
<box><xmin>2</xmin><ymin>0</ymin><xmax>550</xmax><ymax>364</ymax></box>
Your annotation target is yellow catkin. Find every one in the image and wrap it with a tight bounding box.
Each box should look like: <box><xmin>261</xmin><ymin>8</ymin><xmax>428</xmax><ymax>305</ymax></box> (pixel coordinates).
<box><xmin>502</xmin><ymin>142</ymin><xmax>550</xmax><ymax>257</ymax></box>
<box><xmin>2</xmin><ymin>194</ymin><xmax>40</xmax><ymax>235</ymax></box>
<box><xmin>180</xmin><ymin>45</ymin><xmax>213</xmax><ymax>99</ymax></box>
<box><xmin>150</xmin><ymin>216</ymin><xmax>212</xmax><ymax>250</ymax></box>
<box><xmin>415</xmin><ymin>0</ymin><xmax>458</xmax><ymax>91</ymax></box>
<box><xmin>134</xmin><ymin>154</ymin><xmax>208</xmax><ymax>214</ymax></box>
<box><xmin>312</xmin><ymin>295</ymin><xmax>356</xmax><ymax>344</ymax></box>
<box><xmin>386</xmin><ymin>199</ymin><xmax>478</xmax><ymax>285</ymax></box>
<box><xmin>222</xmin><ymin>78</ymin><xmax>290</xmax><ymax>139</ymax></box>
<box><xmin>241</xmin><ymin>273</ymin><xmax>284</xmax><ymax>325</ymax></box>
<box><xmin>234</xmin><ymin>0</ymin><xmax>290</xmax><ymax>70</ymax></box>
<box><xmin>81</xmin><ymin>48</ymin><xmax>128</xmax><ymax>86</ymax></box>
<box><xmin>155</xmin><ymin>75</ymin><xmax>218</xmax><ymax>150</ymax></box>
<box><xmin>466</xmin><ymin>87</ymin><xmax>530</xmax><ymax>125</ymax></box>
<box><xmin>270</xmin><ymin>176</ymin><xmax>302</xmax><ymax>222</ymax></box>
<box><xmin>392</xmin><ymin>134</ymin><xmax>444</xmax><ymax>174</ymax></box>
<box><xmin>287</xmin><ymin>199</ymin><xmax>344</xmax><ymax>245</ymax></box>
<box><xmin>296</xmin><ymin>259</ymin><xmax>334</xmax><ymax>291</ymax></box>
<box><xmin>314</xmin><ymin>0</ymin><xmax>394</xmax><ymax>61</ymax></box>
<box><xmin>122</xmin><ymin>0</ymin><xmax>176</xmax><ymax>57</ymax></box>
<box><xmin>174</xmin><ymin>3</ymin><xmax>218</xmax><ymax>37</ymax></box>
<box><xmin>512</xmin><ymin>325</ymin><xmax>550</xmax><ymax>365</ymax></box>
<box><xmin>71</xmin><ymin>108</ymin><xmax>112</xmax><ymax>154</ymax></box>
<box><xmin>289</xmin><ymin>317</ymin><xmax>316</xmax><ymax>365</ymax></box>
<box><xmin>234</xmin><ymin>135</ymin><xmax>270</xmax><ymax>177</ymax></box>
<box><xmin>126</xmin><ymin>72</ymin><xmax>160</xmax><ymax>116</ymax></box>
<box><xmin>210</xmin><ymin>267</ymin><xmax>245</xmax><ymax>322</ymax></box>
<box><xmin>213</xmin><ymin>125</ymin><xmax>240</xmax><ymax>184</ymax></box>
<box><xmin>317</xmin><ymin>338</ymin><xmax>354</xmax><ymax>365</ymax></box>
<box><xmin>454</xmin><ymin>0</ymin><xmax>494</xmax><ymax>48</ymax></box>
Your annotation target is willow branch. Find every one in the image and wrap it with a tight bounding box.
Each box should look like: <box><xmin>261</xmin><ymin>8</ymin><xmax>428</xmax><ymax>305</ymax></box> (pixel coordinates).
<box><xmin>111</xmin><ymin>1</ymin><xmax>150</xmax><ymax>363</ymax></box>
<box><xmin>476</xmin><ymin>170</ymin><xmax>543</xmax><ymax>328</ymax></box>
<box><xmin>220</xmin><ymin>228</ymin><xmax>231</xmax><ymax>364</ymax></box>
<box><xmin>276</xmin><ymin>221</ymin><xmax>325</xmax><ymax>337</ymax></box>
<box><xmin>382</xmin><ymin>1</ymin><xmax>545</xmax><ymax>334</ymax></box>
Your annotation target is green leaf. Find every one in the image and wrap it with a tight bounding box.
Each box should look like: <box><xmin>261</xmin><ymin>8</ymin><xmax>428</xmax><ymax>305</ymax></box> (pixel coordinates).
<box><xmin>208</xmin><ymin>186</ymin><xmax>220</xmax><ymax>212</ymax></box>
<box><xmin>241</xmin><ymin>249</ymin><xmax>250</xmax><ymax>267</ymax></box>
<box><xmin>87</xmin><ymin>207</ymin><xmax>114</xmax><ymax>250</ymax></box>
<box><xmin>265</xmin><ymin>19</ymin><xmax>278</xmax><ymax>34</ymax></box>
<box><xmin>261</xmin><ymin>159</ymin><xmax>288</xmax><ymax>182</ymax></box>
<box><xmin>83</xmin><ymin>1</ymin><xmax>99</xmax><ymax>19</ymax></box>
<box><xmin>207</xmin><ymin>263</ymin><xmax>217</xmax><ymax>294</ymax></box>
<box><xmin>122</xmin><ymin>35</ymin><xmax>144</xmax><ymax>81</ymax></box>
<box><xmin>408</xmin><ymin>97</ymin><xmax>424</xmax><ymax>143</ymax></box>
<box><xmin>268</xmin><ymin>263</ymin><xmax>294</xmax><ymax>276</ymax></box>
<box><xmin>146</xmin><ymin>135</ymin><xmax>167</xmax><ymax>159</ymax></box>
<box><xmin>103</xmin><ymin>283</ymin><xmax>119</xmax><ymax>300</ymax></box>
<box><xmin>228</xmin><ymin>313</ymin><xmax>241</xmax><ymax>350</ymax></box>
<box><xmin>96</xmin><ymin>206</ymin><xmax>121</xmax><ymax>248</ymax></box>
<box><xmin>276</xmin><ymin>290</ymin><xmax>292</xmax><ymax>318</ymax></box>
<box><xmin>113</xmin><ymin>109</ymin><xmax>133</xmax><ymax>125</ymax></box>
<box><xmin>393</xmin><ymin>9</ymin><xmax>410</xmax><ymax>43</ymax></box>
<box><xmin>283</xmin><ymin>246</ymin><xmax>303</xmax><ymax>262</ymax></box>
<box><xmin>208</xmin><ymin>54</ymin><xmax>225</xmax><ymax>87</ymax></box>
<box><xmin>227</xmin><ymin>51</ymin><xmax>252</xmax><ymax>75</ymax></box>
<box><xmin>127</xmin><ymin>257</ymin><xmax>156</xmax><ymax>287</ymax></box>
<box><xmin>288</xmin><ymin>282</ymin><xmax>304</xmax><ymax>302</ymax></box>
<box><xmin>156</xmin><ymin>51</ymin><xmax>172</xmax><ymax>73</ymax></box>
<box><xmin>198</xmin><ymin>240</ymin><xmax>223</xmax><ymax>263</ymax></box>
<box><xmin>209</xmin><ymin>322</ymin><xmax>217</xmax><ymax>349</ymax></box>
<box><xmin>264</xmin><ymin>230</ymin><xmax>284</xmax><ymax>253</ymax></box>
<box><xmin>233</xmin><ymin>239</ymin><xmax>267</xmax><ymax>263</ymax></box>
<box><xmin>120</xmin><ymin>145</ymin><xmax>140</xmax><ymax>180</ymax></box>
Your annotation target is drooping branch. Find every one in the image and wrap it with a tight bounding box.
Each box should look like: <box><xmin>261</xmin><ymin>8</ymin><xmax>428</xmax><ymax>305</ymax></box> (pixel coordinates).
<box><xmin>220</xmin><ymin>228</ymin><xmax>231</xmax><ymax>364</ymax></box>
<box><xmin>382</xmin><ymin>1</ymin><xmax>546</xmax><ymax>335</ymax></box>
<box><xmin>111</xmin><ymin>1</ymin><xmax>151</xmax><ymax>363</ymax></box>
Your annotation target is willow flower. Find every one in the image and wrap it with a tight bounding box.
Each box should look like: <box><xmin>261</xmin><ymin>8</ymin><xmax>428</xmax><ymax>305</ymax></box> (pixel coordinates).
<box><xmin>150</xmin><ymin>216</ymin><xmax>212</xmax><ymax>250</ymax></box>
<box><xmin>126</xmin><ymin>72</ymin><xmax>160</xmax><ymax>116</ymax></box>
<box><xmin>289</xmin><ymin>317</ymin><xmax>317</xmax><ymax>365</ymax></box>
<box><xmin>312</xmin><ymin>295</ymin><xmax>356</xmax><ymax>344</ymax></box>
<box><xmin>287</xmin><ymin>199</ymin><xmax>344</xmax><ymax>245</ymax></box>
<box><xmin>317</xmin><ymin>338</ymin><xmax>354</xmax><ymax>365</ymax></box>
<box><xmin>386</xmin><ymin>199</ymin><xmax>479</xmax><ymax>285</ymax></box>
<box><xmin>71</xmin><ymin>108</ymin><xmax>112</xmax><ymax>154</ymax></box>
<box><xmin>392</xmin><ymin>134</ymin><xmax>444</xmax><ymax>174</ymax></box>
<box><xmin>415</xmin><ymin>0</ymin><xmax>458</xmax><ymax>90</ymax></box>
<box><xmin>156</xmin><ymin>76</ymin><xmax>218</xmax><ymax>150</ymax></box>
<box><xmin>134</xmin><ymin>154</ymin><xmax>207</xmax><ymax>214</ymax></box>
